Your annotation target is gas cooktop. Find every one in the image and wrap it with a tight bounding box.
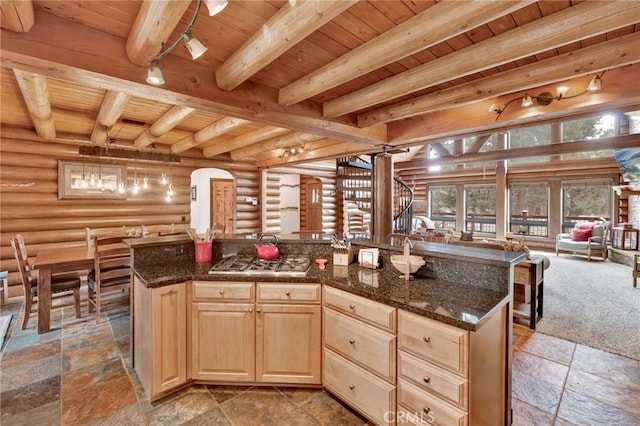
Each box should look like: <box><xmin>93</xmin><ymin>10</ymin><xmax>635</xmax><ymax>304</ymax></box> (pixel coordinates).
<box><xmin>208</xmin><ymin>254</ymin><xmax>311</xmax><ymax>277</ymax></box>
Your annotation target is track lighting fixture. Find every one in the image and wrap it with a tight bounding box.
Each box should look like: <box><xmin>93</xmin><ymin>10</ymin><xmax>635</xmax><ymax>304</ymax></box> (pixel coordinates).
<box><xmin>204</xmin><ymin>0</ymin><xmax>228</xmax><ymax>16</ymax></box>
<box><xmin>489</xmin><ymin>71</ymin><xmax>606</xmax><ymax>121</ymax></box>
<box><xmin>278</xmin><ymin>144</ymin><xmax>306</xmax><ymax>159</ymax></box>
<box><xmin>146</xmin><ymin>0</ymin><xmax>224</xmax><ymax>86</ymax></box>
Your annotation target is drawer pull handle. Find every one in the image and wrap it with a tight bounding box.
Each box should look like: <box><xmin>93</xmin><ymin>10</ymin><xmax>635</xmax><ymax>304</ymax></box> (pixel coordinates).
<box><xmin>285</xmin><ymin>291</ymin><xmax>291</xmax><ymax>296</ymax></box>
<box><xmin>219</xmin><ymin>290</ymin><xmax>225</xmax><ymax>295</ymax></box>
<box><xmin>423</xmin><ymin>336</ymin><xmax>431</xmax><ymax>343</ymax></box>
<box><xmin>349</xmin><ymin>304</ymin><xmax>356</xmax><ymax>310</ymax></box>
<box><xmin>349</xmin><ymin>339</ymin><xmax>356</xmax><ymax>344</ymax></box>
<box><xmin>423</xmin><ymin>376</ymin><xmax>431</xmax><ymax>384</ymax></box>
<box><xmin>349</xmin><ymin>385</ymin><xmax>355</xmax><ymax>390</ymax></box>
<box><xmin>423</xmin><ymin>407</ymin><xmax>431</xmax><ymax>414</ymax></box>
<box><xmin>248</xmin><ymin>308</ymin><xmax>253</xmax><ymax>313</ymax></box>
<box><xmin>257</xmin><ymin>308</ymin><xmax>261</xmax><ymax>313</ymax></box>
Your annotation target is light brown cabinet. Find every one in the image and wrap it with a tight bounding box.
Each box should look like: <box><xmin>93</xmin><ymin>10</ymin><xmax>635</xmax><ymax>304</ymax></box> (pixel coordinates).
<box><xmin>133</xmin><ymin>277</ymin><xmax>188</xmax><ymax>401</ymax></box>
<box><xmin>397</xmin><ymin>308</ymin><xmax>509</xmax><ymax>426</ymax></box>
<box><xmin>323</xmin><ymin>286</ymin><xmax>397</xmax><ymax>425</ymax></box>
<box><xmin>190</xmin><ymin>281</ymin><xmax>322</xmax><ymax>385</ymax></box>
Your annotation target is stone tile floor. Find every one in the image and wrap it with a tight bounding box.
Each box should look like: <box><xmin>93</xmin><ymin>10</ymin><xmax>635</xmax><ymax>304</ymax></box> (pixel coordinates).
<box><xmin>1</xmin><ymin>293</ymin><xmax>639</xmax><ymax>425</ymax></box>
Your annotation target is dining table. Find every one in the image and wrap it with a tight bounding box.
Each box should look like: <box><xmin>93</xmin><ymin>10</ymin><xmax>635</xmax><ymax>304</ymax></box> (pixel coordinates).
<box><xmin>32</xmin><ymin>246</ymin><xmax>94</xmax><ymax>334</ymax></box>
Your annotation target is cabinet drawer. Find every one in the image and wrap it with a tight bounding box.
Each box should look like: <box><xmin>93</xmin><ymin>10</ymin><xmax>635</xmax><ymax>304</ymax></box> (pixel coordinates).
<box><xmin>324</xmin><ymin>348</ymin><xmax>396</xmax><ymax>426</ymax></box>
<box><xmin>192</xmin><ymin>281</ymin><xmax>254</xmax><ymax>302</ymax></box>
<box><xmin>324</xmin><ymin>307</ymin><xmax>396</xmax><ymax>383</ymax></box>
<box><xmin>398</xmin><ymin>379</ymin><xmax>468</xmax><ymax>426</ymax></box>
<box><xmin>398</xmin><ymin>310</ymin><xmax>469</xmax><ymax>378</ymax></box>
<box><xmin>257</xmin><ymin>282</ymin><xmax>321</xmax><ymax>304</ymax></box>
<box><xmin>399</xmin><ymin>350</ymin><xmax>468</xmax><ymax>410</ymax></box>
<box><xmin>324</xmin><ymin>285</ymin><xmax>396</xmax><ymax>333</ymax></box>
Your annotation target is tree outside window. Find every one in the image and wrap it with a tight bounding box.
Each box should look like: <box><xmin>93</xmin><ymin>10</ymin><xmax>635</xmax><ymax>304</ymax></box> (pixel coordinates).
<box><xmin>465</xmin><ymin>185</ymin><xmax>496</xmax><ymax>234</ymax></box>
<box><xmin>562</xmin><ymin>180</ymin><xmax>612</xmax><ymax>233</ymax></box>
<box><xmin>429</xmin><ymin>186</ymin><xmax>456</xmax><ymax>229</ymax></box>
<box><xmin>561</xmin><ymin>115</ymin><xmax>616</xmax><ymax>160</ymax></box>
<box><xmin>508</xmin><ymin>124</ymin><xmax>551</xmax><ymax>165</ymax></box>
<box><xmin>509</xmin><ymin>184</ymin><xmax>549</xmax><ymax>237</ymax></box>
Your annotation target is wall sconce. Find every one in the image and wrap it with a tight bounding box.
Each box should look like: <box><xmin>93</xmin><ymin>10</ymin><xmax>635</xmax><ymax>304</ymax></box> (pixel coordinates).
<box><xmin>488</xmin><ymin>72</ymin><xmax>606</xmax><ymax>121</ymax></box>
<box><xmin>278</xmin><ymin>144</ymin><xmax>306</xmax><ymax>159</ymax></box>
<box><xmin>146</xmin><ymin>0</ymin><xmax>228</xmax><ymax>86</ymax></box>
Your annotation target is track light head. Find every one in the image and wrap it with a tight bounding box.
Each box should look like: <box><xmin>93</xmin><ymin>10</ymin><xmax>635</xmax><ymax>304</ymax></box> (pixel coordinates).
<box><xmin>183</xmin><ymin>33</ymin><xmax>208</xmax><ymax>60</ymax></box>
<box><xmin>147</xmin><ymin>61</ymin><xmax>165</xmax><ymax>85</ymax></box>
<box><xmin>204</xmin><ymin>0</ymin><xmax>228</xmax><ymax>16</ymax></box>
<box><xmin>587</xmin><ymin>75</ymin><xmax>602</xmax><ymax>91</ymax></box>
<box><xmin>521</xmin><ymin>95</ymin><xmax>533</xmax><ymax>108</ymax></box>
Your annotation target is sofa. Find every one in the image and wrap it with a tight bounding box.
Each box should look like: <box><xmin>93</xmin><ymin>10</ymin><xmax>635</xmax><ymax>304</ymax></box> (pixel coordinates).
<box><xmin>556</xmin><ymin>222</ymin><xmax>608</xmax><ymax>261</ymax></box>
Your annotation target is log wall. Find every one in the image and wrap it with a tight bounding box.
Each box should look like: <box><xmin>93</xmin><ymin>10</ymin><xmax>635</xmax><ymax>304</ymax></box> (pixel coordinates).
<box><xmin>0</xmin><ymin>135</ymin><xmax>261</xmax><ymax>296</ymax></box>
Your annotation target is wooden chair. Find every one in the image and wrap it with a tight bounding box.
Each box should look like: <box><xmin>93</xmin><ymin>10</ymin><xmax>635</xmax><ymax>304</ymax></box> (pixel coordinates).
<box><xmin>10</xmin><ymin>235</ymin><xmax>82</xmax><ymax>330</ymax></box>
<box><xmin>87</xmin><ymin>235</ymin><xmax>131</xmax><ymax>323</ymax></box>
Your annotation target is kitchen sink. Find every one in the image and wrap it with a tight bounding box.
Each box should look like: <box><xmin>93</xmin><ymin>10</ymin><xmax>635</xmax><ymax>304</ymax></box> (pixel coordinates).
<box><xmin>208</xmin><ymin>254</ymin><xmax>311</xmax><ymax>277</ymax></box>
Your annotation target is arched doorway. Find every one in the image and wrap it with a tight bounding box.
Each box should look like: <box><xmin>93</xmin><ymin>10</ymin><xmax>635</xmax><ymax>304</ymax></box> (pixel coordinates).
<box><xmin>190</xmin><ymin>168</ymin><xmax>234</xmax><ymax>234</ymax></box>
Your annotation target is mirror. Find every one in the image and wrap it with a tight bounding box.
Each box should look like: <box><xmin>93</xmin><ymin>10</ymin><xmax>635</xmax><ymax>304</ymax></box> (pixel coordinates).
<box><xmin>58</xmin><ymin>160</ymin><xmax>127</xmax><ymax>199</ymax></box>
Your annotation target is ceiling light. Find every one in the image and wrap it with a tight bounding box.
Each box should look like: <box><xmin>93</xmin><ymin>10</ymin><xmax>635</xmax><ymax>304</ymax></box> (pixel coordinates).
<box><xmin>183</xmin><ymin>33</ymin><xmax>207</xmax><ymax>60</ymax></box>
<box><xmin>204</xmin><ymin>0</ymin><xmax>228</xmax><ymax>16</ymax></box>
<box><xmin>587</xmin><ymin>75</ymin><xmax>602</xmax><ymax>91</ymax></box>
<box><xmin>146</xmin><ymin>0</ymin><xmax>209</xmax><ymax>86</ymax></box>
<box><xmin>489</xmin><ymin>71</ymin><xmax>606</xmax><ymax>121</ymax></box>
<box><xmin>147</xmin><ymin>61</ymin><xmax>165</xmax><ymax>85</ymax></box>
<box><xmin>556</xmin><ymin>86</ymin><xmax>570</xmax><ymax>98</ymax></box>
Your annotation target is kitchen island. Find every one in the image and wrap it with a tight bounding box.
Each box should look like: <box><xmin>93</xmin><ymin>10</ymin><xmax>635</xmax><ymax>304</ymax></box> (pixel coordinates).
<box><xmin>127</xmin><ymin>234</ymin><xmax>523</xmax><ymax>425</ymax></box>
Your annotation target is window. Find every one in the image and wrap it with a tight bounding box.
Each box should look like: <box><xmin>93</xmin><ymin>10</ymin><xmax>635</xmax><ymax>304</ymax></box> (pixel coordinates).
<box><xmin>464</xmin><ymin>134</ymin><xmax>497</xmax><ymax>169</ymax></box>
<box><xmin>561</xmin><ymin>179</ymin><xmax>612</xmax><ymax>233</ymax></box>
<box><xmin>508</xmin><ymin>183</ymin><xmax>549</xmax><ymax>237</ymax></box>
<box><xmin>508</xmin><ymin>124</ymin><xmax>551</xmax><ymax>165</ymax></box>
<box><xmin>429</xmin><ymin>185</ymin><xmax>456</xmax><ymax>229</ymax></box>
<box><xmin>465</xmin><ymin>185</ymin><xmax>496</xmax><ymax>234</ymax></box>
<box><xmin>561</xmin><ymin>114</ymin><xmax>616</xmax><ymax>160</ymax></box>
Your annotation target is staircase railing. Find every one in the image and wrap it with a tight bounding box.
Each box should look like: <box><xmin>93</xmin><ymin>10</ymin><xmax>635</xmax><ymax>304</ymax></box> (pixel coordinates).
<box><xmin>337</xmin><ymin>156</ymin><xmax>414</xmax><ymax>235</ymax></box>
<box><xmin>393</xmin><ymin>177</ymin><xmax>413</xmax><ymax>234</ymax></box>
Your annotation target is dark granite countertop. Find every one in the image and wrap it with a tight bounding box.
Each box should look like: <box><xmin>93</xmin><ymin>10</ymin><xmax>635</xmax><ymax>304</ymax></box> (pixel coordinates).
<box><xmin>131</xmin><ymin>253</ymin><xmax>515</xmax><ymax>332</ymax></box>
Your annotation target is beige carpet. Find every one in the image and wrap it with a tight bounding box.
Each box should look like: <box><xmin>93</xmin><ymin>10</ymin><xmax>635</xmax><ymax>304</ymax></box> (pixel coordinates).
<box><xmin>534</xmin><ymin>251</ymin><xmax>640</xmax><ymax>360</ymax></box>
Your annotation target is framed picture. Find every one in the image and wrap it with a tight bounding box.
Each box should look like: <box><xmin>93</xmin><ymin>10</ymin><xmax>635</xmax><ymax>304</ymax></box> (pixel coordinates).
<box><xmin>58</xmin><ymin>160</ymin><xmax>127</xmax><ymax>199</ymax></box>
<box><xmin>191</xmin><ymin>185</ymin><xmax>197</xmax><ymax>201</ymax></box>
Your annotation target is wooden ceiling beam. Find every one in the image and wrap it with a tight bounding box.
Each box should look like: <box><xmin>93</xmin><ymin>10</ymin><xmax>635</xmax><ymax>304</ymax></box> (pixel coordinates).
<box><xmin>134</xmin><ymin>105</ymin><xmax>195</xmax><ymax>148</ymax></box>
<box><xmin>324</xmin><ymin>1</ymin><xmax>640</xmax><ymax>118</ymax></box>
<box><xmin>90</xmin><ymin>91</ymin><xmax>131</xmax><ymax>145</ymax></box>
<box><xmin>230</xmin><ymin>132</ymin><xmax>324</xmax><ymax>161</ymax></box>
<box><xmin>202</xmin><ymin>126</ymin><xmax>289</xmax><ymax>158</ymax></box>
<box><xmin>467</xmin><ymin>135</ymin><xmax>492</xmax><ymax>155</ymax></box>
<box><xmin>12</xmin><ymin>69</ymin><xmax>55</xmax><ymax>140</ymax></box>
<box><xmin>126</xmin><ymin>0</ymin><xmax>191</xmax><ymax>66</ymax></box>
<box><xmin>395</xmin><ymin>134</ymin><xmax>640</xmax><ymax>171</ymax></box>
<box><xmin>388</xmin><ymin>64</ymin><xmax>640</xmax><ymax>146</ymax></box>
<box><xmin>171</xmin><ymin>116</ymin><xmax>249</xmax><ymax>154</ymax></box>
<box><xmin>358</xmin><ymin>33</ymin><xmax>640</xmax><ymax>127</ymax></box>
<box><xmin>215</xmin><ymin>0</ymin><xmax>356</xmax><ymax>91</ymax></box>
<box><xmin>0</xmin><ymin>0</ymin><xmax>34</xmax><ymax>32</ymax></box>
<box><xmin>429</xmin><ymin>143</ymin><xmax>451</xmax><ymax>158</ymax></box>
<box><xmin>279</xmin><ymin>0</ymin><xmax>533</xmax><ymax>106</ymax></box>
<box><xmin>0</xmin><ymin>10</ymin><xmax>387</xmax><ymax>146</ymax></box>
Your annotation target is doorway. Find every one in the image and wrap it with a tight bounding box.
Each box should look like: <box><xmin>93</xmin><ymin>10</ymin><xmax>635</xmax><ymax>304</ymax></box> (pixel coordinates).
<box><xmin>210</xmin><ymin>178</ymin><xmax>235</xmax><ymax>234</ymax></box>
<box><xmin>300</xmin><ymin>175</ymin><xmax>323</xmax><ymax>232</ymax></box>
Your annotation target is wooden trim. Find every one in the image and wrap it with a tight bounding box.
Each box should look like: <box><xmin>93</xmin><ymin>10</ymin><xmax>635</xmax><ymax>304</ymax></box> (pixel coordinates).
<box><xmin>0</xmin><ymin>0</ymin><xmax>34</xmax><ymax>32</ymax></box>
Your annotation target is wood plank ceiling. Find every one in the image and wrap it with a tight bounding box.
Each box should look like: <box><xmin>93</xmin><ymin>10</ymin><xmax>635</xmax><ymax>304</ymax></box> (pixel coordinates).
<box><xmin>1</xmin><ymin>0</ymin><xmax>639</xmax><ymax>168</ymax></box>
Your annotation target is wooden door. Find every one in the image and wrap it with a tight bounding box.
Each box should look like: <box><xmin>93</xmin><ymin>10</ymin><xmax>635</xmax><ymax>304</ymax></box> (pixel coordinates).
<box><xmin>256</xmin><ymin>303</ymin><xmax>321</xmax><ymax>384</ymax></box>
<box><xmin>210</xmin><ymin>179</ymin><xmax>234</xmax><ymax>234</ymax></box>
<box><xmin>301</xmin><ymin>177</ymin><xmax>323</xmax><ymax>232</ymax></box>
<box><xmin>191</xmin><ymin>302</ymin><xmax>255</xmax><ymax>382</ymax></box>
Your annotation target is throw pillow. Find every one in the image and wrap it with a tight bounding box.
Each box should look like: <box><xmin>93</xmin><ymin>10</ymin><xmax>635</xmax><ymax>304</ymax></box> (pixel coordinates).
<box><xmin>572</xmin><ymin>222</ymin><xmax>595</xmax><ymax>241</ymax></box>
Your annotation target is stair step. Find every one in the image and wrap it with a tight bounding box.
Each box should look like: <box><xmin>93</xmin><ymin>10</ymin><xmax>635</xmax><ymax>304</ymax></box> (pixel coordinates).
<box><xmin>337</xmin><ymin>160</ymin><xmax>372</xmax><ymax>170</ymax></box>
<box><xmin>338</xmin><ymin>175</ymin><xmax>372</xmax><ymax>181</ymax></box>
<box><xmin>345</xmin><ymin>197</ymin><xmax>372</xmax><ymax>202</ymax></box>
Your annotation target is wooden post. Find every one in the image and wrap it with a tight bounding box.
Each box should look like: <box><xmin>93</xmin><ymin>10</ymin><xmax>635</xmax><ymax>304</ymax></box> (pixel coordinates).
<box><xmin>373</xmin><ymin>153</ymin><xmax>393</xmax><ymax>238</ymax></box>
<box><xmin>495</xmin><ymin>133</ymin><xmax>508</xmax><ymax>239</ymax></box>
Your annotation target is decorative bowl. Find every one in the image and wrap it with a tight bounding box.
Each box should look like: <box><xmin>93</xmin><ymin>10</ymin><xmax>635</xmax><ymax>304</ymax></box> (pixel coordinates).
<box><xmin>390</xmin><ymin>255</ymin><xmax>426</xmax><ymax>274</ymax></box>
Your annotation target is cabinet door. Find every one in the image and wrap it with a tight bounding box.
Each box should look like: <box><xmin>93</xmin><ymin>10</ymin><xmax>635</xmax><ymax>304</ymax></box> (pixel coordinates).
<box><xmin>192</xmin><ymin>303</ymin><xmax>255</xmax><ymax>381</ymax></box>
<box><xmin>151</xmin><ymin>283</ymin><xmax>187</xmax><ymax>395</ymax></box>
<box><xmin>256</xmin><ymin>304</ymin><xmax>321</xmax><ymax>384</ymax></box>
